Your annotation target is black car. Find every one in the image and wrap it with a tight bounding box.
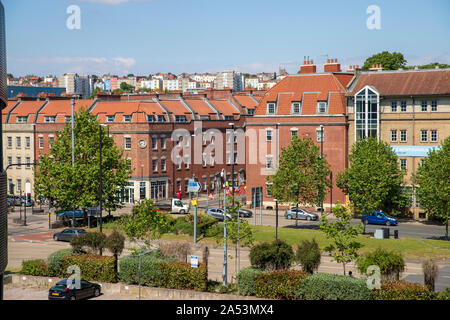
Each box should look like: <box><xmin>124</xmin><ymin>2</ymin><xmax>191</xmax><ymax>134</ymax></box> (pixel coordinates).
<box><xmin>48</xmin><ymin>279</ymin><xmax>101</xmax><ymax>300</ymax></box>
<box><xmin>53</xmin><ymin>228</ymin><xmax>87</xmax><ymax>242</ymax></box>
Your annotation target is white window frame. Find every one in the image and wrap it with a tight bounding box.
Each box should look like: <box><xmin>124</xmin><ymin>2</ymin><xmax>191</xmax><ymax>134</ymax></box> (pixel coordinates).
<box><xmin>266</xmin><ymin>129</ymin><xmax>273</xmax><ymax>142</ymax></box>
<box><xmin>391</xmin><ymin>130</ymin><xmax>398</xmax><ymax>142</ymax></box>
<box><xmin>420</xmin><ymin>130</ymin><xmax>428</xmax><ymax>142</ymax></box>
<box><xmin>106</xmin><ymin>115</ymin><xmax>116</xmax><ymax>123</ymax></box>
<box><xmin>430</xmin><ymin>130</ymin><xmax>438</xmax><ymax>142</ymax></box>
<box><xmin>266</xmin><ymin>102</ymin><xmax>276</xmax><ymax>114</ymax></box>
<box><xmin>44</xmin><ymin>116</ymin><xmax>56</xmax><ymax>123</ymax></box>
<box><xmin>317</xmin><ymin>102</ymin><xmax>328</xmax><ymax>114</ymax></box>
<box><xmin>123</xmin><ymin>115</ymin><xmax>132</xmax><ymax>123</ymax></box>
<box><xmin>400</xmin><ymin>130</ymin><xmax>407</xmax><ymax>142</ymax></box>
<box><xmin>124</xmin><ymin>137</ymin><xmax>132</xmax><ymax>150</ymax></box>
<box><xmin>291</xmin><ymin>102</ymin><xmax>301</xmax><ymax>114</ymax></box>
<box><xmin>266</xmin><ymin>155</ymin><xmax>273</xmax><ymax>169</ymax></box>
<box><xmin>38</xmin><ymin>136</ymin><xmax>44</xmax><ymax>149</ymax></box>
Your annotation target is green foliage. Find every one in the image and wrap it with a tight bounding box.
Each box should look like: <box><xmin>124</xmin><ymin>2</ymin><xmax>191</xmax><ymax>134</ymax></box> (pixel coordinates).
<box><xmin>254</xmin><ymin>270</ymin><xmax>308</xmax><ymax>300</ymax></box>
<box><xmin>319</xmin><ymin>204</ymin><xmax>363</xmax><ymax>275</ymax></box>
<box><xmin>47</xmin><ymin>249</ymin><xmax>74</xmax><ymax>276</ymax></box>
<box><xmin>362</xmin><ymin>51</ymin><xmax>407</xmax><ymax>70</ymax></box>
<box><xmin>118</xmin><ymin>252</ymin><xmax>175</xmax><ymax>287</ymax></box>
<box><xmin>295</xmin><ymin>239</ymin><xmax>321</xmax><ymax>274</ymax></box>
<box><xmin>299</xmin><ymin>273</ymin><xmax>371</xmax><ymax>300</ymax></box>
<box><xmin>123</xmin><ymin>199</ymin><xmax>173</xmax><ymax>241</ymax></box>
<box><xmin>70</xmin><ymin>231</ymin><xmax>107</xmax><ymax>255</ymax></box>
<box><xmin>357</xmin><ymin>248</ymin><xmax>405</xmax><ymax>280</ymax></box>
<box><xmin>21</xmin><ymin>259</ymin><xmax>50</xmax><ymax>276</ymax></box>
<box><xmin>156</xmin><ymin>262</ymin><xmax>208</xmax><ymax>291</ymax></box>
<box><xmin>249</xmin><ymin>240</ymin><xmax>295</xmax><ymax>270</ymax></box>
<box><xmin>105</xmin><ymin>230</ymin><xmax>126</xmax><ymax>274</ymax></box>
<box><xmin>414</xmin><ymin>136</ymin><xmax>450</xmax><ymax>239</ymax></box>
<box><xmin>371</xmin><ymin>280</ymin><xmax>433</xmax><ymax>300</ymax></box>
<box><xmin>422</xmin><ymin>258</ymin><xmax>439</xmax><ymax>292</ymax></box>
<box><xmin>268</xmin><ymin>135</ymin><xmax>331</xmax><ymax>209</ymax></box>
<box><xmin>119</xmin><ymin>82</ymin><xmax>133</xmax><ymax>92</ymax></box>
<box><xmin>34</xmin><ymin>108</ymin><xmax>132</xmax><ymax>215</ymax></box>
<box><xmin>172</xmin><ymin>217</ymin><xmax>193</xmax><ymax>235</ymax></box>
<box><xmin>337</xmin><ymin>137</ymin><xmax>405</xmax><ymax>221</ymax></box>
<box><xmin>435</xmin><ymin>287</ymin><xmax>450</xmax><ymax>300</ymax></box>
<box><xmin>237</xmin><ymin>267</ymin><xmax>264</xmax><ymax>296</ymax></box>
<box><xmin>61</xmin><ymin>254</ymin><xmax>116</xmax><ymax>283</ymax></box>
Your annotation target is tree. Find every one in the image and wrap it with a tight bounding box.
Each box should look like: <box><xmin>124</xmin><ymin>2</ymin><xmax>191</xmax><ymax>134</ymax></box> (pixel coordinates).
<box><xmin>362</xmin><ymin>51</ymin><xmax>407</xmax><ymax>70</ymax></box>
<box><xmin>120</xmin><ymin>81</ymin><xmax>133</xmax><ymax>92</ymax></box>
<box><xmin>319</xmin><ymin>204</ymin><xmax>363</xmax><ymax>275</ymax></box>
<box><xmin>105</xmin><ymin>230</ymin><xmax>126</xmax><ymax>275</ymax></box>
<box><xmin>268</xmin><ymin>135</ymin><xmax>331</xmax><ymax>226</ymax></box>
<box><xmin>90</xmin><ymin>87</ymin><xmax>103</xmax><ymax>98</ymax></box>
<box><xmin>295</xmin><ymin>239</ymin><xmax>321</xmax><ymax>274</ymax></box>
<box><xmin>122</xmin><ymin>199</ymin><xmax>173</xmax><ymax>242</ymax></box>
<box><xmin>336</xmin><ymin>137</ymin><xmax>406</xmax><ymax>232</ymax></box>
<box><xmin>414</xmin><ymin>136</ymin><xmax>450</xmax><ymax>240</ymax></box>
<box><xmin>34</xmin><ymin>108</ymin><xmax>132</xmax><ymax>222</ymax></box>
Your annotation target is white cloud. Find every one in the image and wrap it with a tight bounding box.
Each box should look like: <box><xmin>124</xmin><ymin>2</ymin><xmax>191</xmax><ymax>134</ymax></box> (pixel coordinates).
<box><xmin>8</xmin><ymin>56</ymin><xmax>137</xmax><ymax>76</ymax></box>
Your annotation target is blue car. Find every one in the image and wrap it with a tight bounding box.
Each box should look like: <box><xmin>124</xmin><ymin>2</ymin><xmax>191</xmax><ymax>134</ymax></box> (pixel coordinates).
<box><xmin>361</xmin><ymin>210</ymin><xmax>398</xmax><ymax>226</ymax></box>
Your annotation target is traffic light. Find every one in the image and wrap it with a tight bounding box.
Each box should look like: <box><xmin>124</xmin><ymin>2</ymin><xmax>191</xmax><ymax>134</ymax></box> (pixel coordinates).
<box><xmin>27</xmin><ymin>193</ymin><xmax>31</xmax><ymax>203</ymax></box>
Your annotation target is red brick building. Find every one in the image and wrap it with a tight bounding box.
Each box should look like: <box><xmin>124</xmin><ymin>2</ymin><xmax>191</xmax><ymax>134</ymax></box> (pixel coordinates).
<box><xmin>245</xmin><ymin>59</ymin><xmax>354</xmax><ymax>210</ymax></box>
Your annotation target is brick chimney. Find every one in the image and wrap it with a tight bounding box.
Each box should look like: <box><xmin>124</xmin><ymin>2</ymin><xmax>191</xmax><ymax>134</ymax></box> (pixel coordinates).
<box><xmin>299</xmin><ymin>57</ymin><xmax>317</xmax><ymax>74</ymax></box>
<box><xmin>369</xmin><ymin>64</ymin><xmax>383</xmax><ymax>71</ymax></box>
<box><xmin>324</xmin><ymin>58</ymin><xmax>341</xmax><ymax>72</ymax></box>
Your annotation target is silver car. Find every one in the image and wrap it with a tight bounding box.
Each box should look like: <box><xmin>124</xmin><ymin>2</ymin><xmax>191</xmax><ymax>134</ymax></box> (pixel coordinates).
<box><xmin>284</xmin><ymin>207</ymin><xmax>318</xmax><ymax>221</ymax></box>
<box><xmin>205</xmin><ymin>208</ymin><xmax>232</xmax><ymax>221</ymax></box>
<box><xmin>53</xmin><ymin>228</ymin><xmax>87</xmax><ymax>242</ymax></box>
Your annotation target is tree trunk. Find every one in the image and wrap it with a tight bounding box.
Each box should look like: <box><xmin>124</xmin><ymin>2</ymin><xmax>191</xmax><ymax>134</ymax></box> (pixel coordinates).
<box><xmin>296</xmin><ymin>203</ymin><xmax>299</xmax><ymax>227</ymax></box>
<box><xmin>343</xmin><ymin>262</ymin><xmax>346</xmax><ymax>276</ymax></box>
<box><xmin>446</xmin><ymin>217</ymin><xmax>448</xmax><ymax>241</ymax></box>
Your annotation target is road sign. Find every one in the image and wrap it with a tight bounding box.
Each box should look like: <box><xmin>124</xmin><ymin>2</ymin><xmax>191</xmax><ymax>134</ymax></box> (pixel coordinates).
<box><xmin>191</xmin><ymin>200</ymin><xmax>198</xmax><ymax>206</ymax></box>
<box><xmin>188</xmin><ymin>181</ymin><xmax>201</xmax><ymax>193</ymax></box>
<box><xmin>190</xmin><ymin>255</ymin><xmax>199</xmax><ymax>268</ymax></box>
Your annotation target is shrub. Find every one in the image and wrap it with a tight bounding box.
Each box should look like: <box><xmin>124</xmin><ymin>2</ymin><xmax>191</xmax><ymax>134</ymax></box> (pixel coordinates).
<box><xmin>156</xmin><ymin>262</ymin><xmax>208</xmax><ymax>291</ymax></box>
<box><xmin>299</xmin><ymin>273</ymin><xmax>371</xmax><ymax>300</ymax></box>
<box><xmin>237</xmin><ymin>267</ymin><xmax>263</xmax><ymax>296</ymax></box>
<box><xmin>423</xmin><ymin>258</ymin><xmax>439</xmax><ymax>292</ymax></box>
<box><xmin>70</xmin><ymin>231</ymin><xmax>107</xmax><ymax>255</ymax></box>
<box><xmin>159</xmin><ymin>241</ymin><xmax>191</xmax><ymax>263</ymax></box>
<box><xmin>47</xmin><ymin>249</ymin><xmax>74</xmax><ymax>277</ymax></box>
<box><xmin>371</xmin><ymin>280</ymin><xmax>434</xmax><ymax>300</ymax></box>
<box><xmin>254</xmin><ymin>270</ymin><xmax>308</xmax><ymax>300</ymax></box>
<box><xmin>295</xmin><ymin>239</ymin><xmax>321</xmax><ymax>274</ymax></box>
<box><xmin>172</xmin><ymin>217</ymin><xmax>193</xmax><ymax>235</ymax></box>
<box><xmin>105</xmin><ymin>230</ymin><xmax>126</xmax><ymax>274</ymax></box>
<box><xmin>118</xmin><ymin>252</ymin><xmax>175</xmax><ymax>287</ymax></box>
<box><xmin>357</xmin><ymin>248</ymin><xmax>405</xmax><ymax>280</ymax></box>
<box><xmin>435</xmin><ymin>287</ymin><xmax>450</xmax><ymax>300</ymax></box>
<box><xmin>21</xmin><ymin>259</ymin><xmax>50</xmax><ymax>276</ymax></box>
<box><xmin>250</xmin><ymin>240</ymin><xmax>295</xmax><ymax>270</ymax></box>
<box><xmin>61</xmin><ymin>254</ymin><xmax>116</xmax><ymax>283</ymax></box>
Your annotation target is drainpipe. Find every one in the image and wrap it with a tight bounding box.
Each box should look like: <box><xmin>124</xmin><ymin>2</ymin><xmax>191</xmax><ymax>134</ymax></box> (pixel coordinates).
<box><xmin>411</xmin><ymin>96</ymin><xmax>416</xmax><ymax>218</ymax></box>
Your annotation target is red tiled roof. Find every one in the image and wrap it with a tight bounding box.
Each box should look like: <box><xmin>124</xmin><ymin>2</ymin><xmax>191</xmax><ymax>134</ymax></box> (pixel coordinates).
<box><xmin>347</xmin><ymin>69</ymin><xmax>450</xmax><ymax>96</ymax></box>
<box><xmin>159</xmin><ymin>100</ymin><xmax>193</xmax><ymax>121</ymax></box>
<box><xmin>208</xmin><ymin>100</ymin><xmax>239</xmax><ymax>117</ymax></box>
<box><xmin>255</xmin><ymin>74</ymin><xmax>349</xmax><ymax>116</ymax></box>
<box><xmin>36</xmin><ymin>99</ymin><xmax>94</xmax><ymax>123</ymax></box>
<box><xmin>184</xmin><ymin>99</ymin><xmax>218</xmax><ymax>119</ymax></box>
<box><xmin>8</xmin><ymin>100</ymin><xmax>47</xmax><ymax>123</ymax></box>
<box><xmin>2</xmin><ymin>100</ymin><xmax>20</xmax><ymax>123</ymax></box>
<box><xmin>233</xmin><ymin>94</ymin><xmax>258</xmax><ymax>109</ymax></box>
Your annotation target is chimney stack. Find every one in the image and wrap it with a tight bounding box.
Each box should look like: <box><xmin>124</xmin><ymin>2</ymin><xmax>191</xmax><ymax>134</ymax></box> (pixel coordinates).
<box><xmin>324</xmin><ymin>58</ymin><xmax>341</xmax><ymax>73</ymax></box>
<box><xmin>299</xmin><ymin>57</ymin><xmax>317</xmax><ymax>74</ymax></box>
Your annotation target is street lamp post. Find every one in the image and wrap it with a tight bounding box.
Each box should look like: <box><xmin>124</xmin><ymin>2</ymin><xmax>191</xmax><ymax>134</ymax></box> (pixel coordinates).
<box><xmin>320</xmin><ymin>125</ymin><xmax>324</xmax><ymax>214</ymax></box>
<box><xmin>71</xmin><ymin>99</ymin><xmax>75</xmax><ymax>228</ymax></box>
<box><xmin>99</xmin><ymin>123</ymin><xmax>107</xmax><ymax>255</ymax></box>
<box><xmin>125</xmin><ymin>250</ymin><xmax>153</xmax><ymax>300</ymax></box>
<box><xmin>221</xmin><ymin>169</ymin><xmax>227</xmax><ymax>286</ymax></box>
<box><xmin>229</xmin><ymin>123</ymin><xmax>240</xmax><ymax>274</ymax></box>
<box><xmin>275</xmin><ymin>199</ymin><xmax>278</xmax><ymax>240</ymax></box>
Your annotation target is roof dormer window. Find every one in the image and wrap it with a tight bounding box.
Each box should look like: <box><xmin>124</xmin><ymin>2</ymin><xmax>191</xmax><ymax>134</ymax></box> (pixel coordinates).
<box><xmin>106</xmin><ymin>115</ymin><xmax>115</xmax><ymax>123</ymax></box>
<box><xmin>147</xmin><ymin>114</ymin><xmax>155</xmax><ymax>122</ymax></box>
<box><xmin>266</xmin><ymin>102</ymin><xmax>277</xmax><ymax>115</ymax></box>
<box><xmin>291</xmin><ymin>102</ymin><xmax>301</xmax><ymax>114</ymax></box>
<box><xmin>44</xmin><ymin>116</ymin><xmax>56</xmax><ymax>123</ymax></box>
<box><xmin>16</xmin><ymin>116</ymin><xmax>28</xmax><ymax>123</ymax></box>
<box><xmin>123</xmin><ymin>115</ymin><xmax>132</xmax><ymax>123</ymax></box>
<box><xmin>317</xmin><ymin>102</ymin><xmax>328</xmax><ymax>114</ymax></box>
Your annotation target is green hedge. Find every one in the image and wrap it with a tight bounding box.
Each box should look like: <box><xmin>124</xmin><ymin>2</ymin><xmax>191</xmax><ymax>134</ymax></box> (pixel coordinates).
<box><xmin>250</xmin><ymin>240</ymin><xmax>295</xmax><ymax>271</ymax></box>
<box><xmin>157</xmin><ymin>262</ymin><xmax>208</xmax><ymax>291</ymax></box>
<box><xmin>118</xmin><ymin>253</ymin><xmax>175</xmax><ymax>287</ymax></box>
<box><xmin>299</xmin><ymin>273</ymin><xmax>371</xmax><ymax>300</ymax></box>
<box><xmin>357</xmin><ymin>248</ymin><xmax>405</xmax><ymax>280</ymax></box>
<box><xmin>237</xmin><ymin>267</ymin><xmax>263</xmax><ymax>296</ymax></box>
<box><xmin>47</xmin><ymin>249</ymin><xmax>74</xmax><ymax>277</ymax></box>
<box><xmin>61</xmin><ymin>254</ymin><xmax>116</xmax><ymax>283</ymax></box>
<box><xmin>371</xmin><ymin>280</ymin><xmax>434</xmax><ymax>300</ymax></box>
<box><xmin>254</xmin><ymin>270</ymin><xmax>308</xmax><ymax>300</ymax></box>
<box><xmin>21</xmin><ymin>259</ymin><xmax>49</xmax><ymax>276</ymax></box>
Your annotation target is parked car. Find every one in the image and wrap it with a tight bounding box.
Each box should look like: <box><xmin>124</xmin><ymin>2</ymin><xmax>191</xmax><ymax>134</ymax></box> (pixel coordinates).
<box><xmin>155</xmin><ymin>198</ymin><xmax>190</xmax><ymax>214</ymax></box>
<box><xmin>205</xmin><ymin>208</ymin><xmax>232</xmax><ymax>221</ymax></box>
<box><xmin>361</xmin><ymin>210</ymin><xmax>398</xmax><ymax>226</ymax></box>
<box><xmin>53</xmin><ymin>228</ymin><xmax>87</xmax><ymax>242</ymax></box>
<box><xmin>48</xmin><ymin>279</ymin><xmax>101</xmax><ymax>300</ymax></box>
<box><xmin>7</xmin><ymin>195</ymin><xmax>32</xmax><ymax>206</ymax></box>
<box><xmin>223</xmin><ymin>206</ymin><xmax>253</xmax><ymax>218</ymax></box>
<box><xmin>284</xmin><ymin>207</ymin><xmax>319</xmax><ymax>221</ymax></box>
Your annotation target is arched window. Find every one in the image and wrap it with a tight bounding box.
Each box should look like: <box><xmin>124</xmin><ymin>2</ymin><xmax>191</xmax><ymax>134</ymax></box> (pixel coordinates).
<box><xmin>354</xmin><ymin>86</ymin><xmax>379</xmax><ymax>141</ymax></box>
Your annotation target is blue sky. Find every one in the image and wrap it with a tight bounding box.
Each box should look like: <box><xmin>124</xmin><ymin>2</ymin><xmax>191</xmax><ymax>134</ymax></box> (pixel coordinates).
<box><xmin>3</xmin><ymin>0</ymin><xmax>450</xmax><ymax>76</ymax></box>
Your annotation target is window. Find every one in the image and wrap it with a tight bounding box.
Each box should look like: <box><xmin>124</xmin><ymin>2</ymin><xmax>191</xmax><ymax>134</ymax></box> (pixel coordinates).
<box><xmin>266</xmin><ymin>155</ymin><xmax>273</xmax><ymax>169</ymax></box>
<box><xmin>152</xmin><ymin>159</ymin><xmax>158</xmax><ymax>172</ymax></box>
<box><xmin>146</xmin><ymin>115</ymin><xmax>155</xmax><ymax>122</ymax></box>
<box><xmin>316</xmin><ymin>128</ymin><xmax>324</xmax><ymax>142</ymax></box>
<box><xmin>202</xmin><ymin>133</ymin><xmax>207</xmax><ymax>146</ymax></box>
<box><xmin>247</xmin><ymin>109</ymin><xmax>255</xmax><ymax>115</ymax></box>
<box><xmin>44</xmin><ymin>116</ymin><xmax>56</xmax><ymax>123</ymax></box>
<box><xmin>421</xmin><ymin>101</ymin><xmax>427</xmax><ymax>112</ymax></box>
<box><xmin>184</xmin><ymin>180</ymin><xmax>189</xmax><ymax>193</ymax></box>
<box><xmin>400</xmin><ymin>159</ymin><xmax>407</xmax><ymax>170</ymax></box>
<box><xmin>152</xmin><ymin>137</ymin><xmax>157</xmax><ymax>150</ymax></box>
<box><xmin>431</xmin><ymin>130</ymin><xmax>438</xmax><ymax>142</ymax></box>
<box><xmin>226</xmin><ymin>152</ymin><xmax>231</xmax><ymax>165</ymax></box>
<box><xmin>391</xmin><ymin>101</ymin><xmax>397</xmax><ymax>112</ymax></box>
<box><xmin>266</xmin><ymin>130</ymin><xmax>273</xmax><ymax>142</ymax></box>
<box><xmin>292</xmin><ymin>102</ymin><xmax>301</xmax><ymax>114</ymax></box>
<box><xmin>176</xmin><ymin>156</ymin><xmax>181</xmax><ymax>170</ymax></box>
<box><xmin>391</xmin><ymin>130</ymin><xmax>398</xmax><ymax>142</ymax></box>
<box><xmin>224</xmin><ymin>116</ymin><xmax>234</xmax><ymax>121</ymax></box>
<box><xmin>175</xmin><ymin>115</ymin><xmax>186</xmax><ymax>123</ymax></box>
<box><xmin>202</xmin><ymin>178</ymin><xmax>207</xmax><ymax>191</ymax></box>
<box><xmin>176</xmin><ymin>180</ymin><xmax>181</xmax><ymax>192</ymax></box>
<box><xmin>16</xmin><ymin>116</ymin><xmax>28</xmax><ymax>123</ymax></box>
<box><xmin>184</xmin><ymin>156</ymin><xmax>190</xmax><ymax>169</ymax></box>
<box><xmin>7</xmin><ymin>136</ymin><xmax>12</xmax><ymax>148</ymax></box>
<box><xmin>38</xmin><ymin>136</ymin><xmax>44</xmax><ymax>149</ymax></box>
<box><xmin>431</xmin><ymin>100</ymin><xmax>438</xmax><ymax>112</ymax></box>
<box><xmin>202</xmin><ymin>153</ymin><xmax>207</xmax><ymax>167</ymax></box>
<box><xmin>291</xmin><ymin>129</ymin><xmax>298</xmax><ymax>140</ymax></box>
<box><xmin>157</xmin><ymin>115</ymin><xmax>166</xmax><ymax>122</ymax></box>
<box><xmin>266</xmin><ymin>102</ymin><xmax>276</xmax><ymax>114</ymax></box>
<box><xmin>123</xmin><ymin>115</ymin><xmax>132</xmax><ymax>123</ymax></box>
<box><xmin>49</xmin><ymin>136</ymin><xmax>54</xmax><ymax>147</ymax></box>
<box><xmin>140</xmin><ymin>182</ymin><xmax>146</xmax><ymax>200</ymax></box>
<box><xmin>65</xmin><ymin>116</ymin><xmax>72</xmax><ymax>123</ymax></box>
<box><xmin>421</xmin><ymin>130</ymin><xmax>428</xmax><ymax>142</ymax></box>
<box><xmin>355</xmin><ymin>87</ymin><xmax>379</xmax><ymax>141</ymax></box>
<box><xmin>17</xmin><ymin>179</ymin><xmax>22</xmax><ymax>192</ymax></box>
<box><xmin>26</xmin><ymin>157</ymin><xmax>31</xmax><ymax>168</ymax></box>
<box><xmin>124</xmin><ymin>137</ymin><xmax>131</xmax><ymax>150</ymax></box>
<box><xmin>210</xmin><ymin>153</ymin><xmax>215</xmax><ymax>166</ymax></box>
<box><xmin>7</xmin><ymin>157</ymin><xmax>12</xmax><ymax>166</ymax></box>
<box><xmin>266</xmin><ymin>183</ymin><xmax>273</xmax><ymax>197</ymax></box>
<box><xmin>317</xmin><ymin>102</ymin><xmax>328</xmax><ymax>114</ymax></box>
<box><xmin>8</xmin><ymin>179</ymin><xmax>13</xmax><ymax>194</ymax></box>
<box><xmin>25</xmin><ymin>137</ymin><xmax>30</xmax><ymax>148</ymax></box>
<box><xmin>16</xmin><ymin>137</ymin><xmax>21</xmax><ymax>148</ymax></box>
<box><xmin>199</xmin><ymin>115</ymin><xmax>210</xmax><ymax>120</ymax></box>
<box><xmin>400</xmin><ymin>130</ymin><xmax>407</xmax><ymax>142</ymax></box>
<box><xmin>161</xmin><ymin>137</ymin><xmax>166</xmax><ymax>149</ymax></box>
<box><xmin>106</xmin><ymin>115</ymin><xmax>115</xmax><ymax>123</ymax></box>
<box><xmin>161</xmin><ymin>158</ymin><xmax>166</xmax><ymax>171</ymax></box>
<box><xmin>400</xmin><ymin>101</ymin><xmax>407</xmax><ymax>112</ymax></box>
<box><xmin>16</xmin><ymin>157</ymin><xmax>21</xmax><ymax>167</ymax></box>
<box><xmin>234</xmin><ymin>152</ymin><xmax>238</xmax><ymax>164</ymax></box>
